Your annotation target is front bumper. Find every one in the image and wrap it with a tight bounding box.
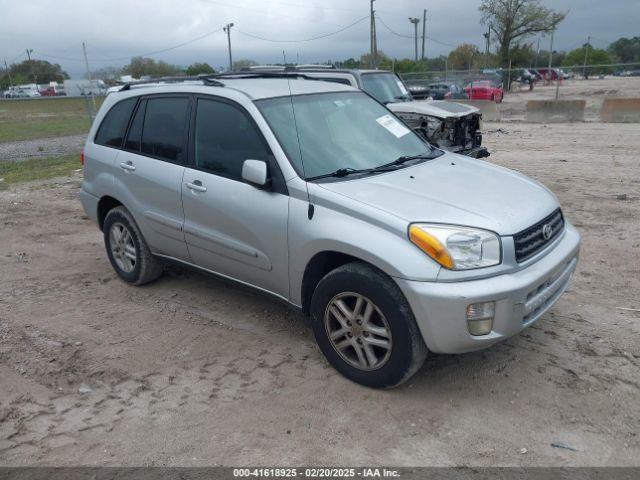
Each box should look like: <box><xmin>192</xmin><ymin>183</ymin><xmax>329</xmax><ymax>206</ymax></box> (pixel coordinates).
<box><xmin>396</xmin><ymin>223</ymin><xmax>581</xmax><ymax>354</ymax></box>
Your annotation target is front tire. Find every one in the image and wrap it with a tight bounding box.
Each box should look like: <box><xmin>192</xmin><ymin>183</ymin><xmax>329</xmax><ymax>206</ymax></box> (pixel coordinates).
<box><xmin>310</xmin><ymin>262</ymin><xmax>427</xmax><ymax>388</ymax></box>
<box><xmin>103</xmin><ymin>206</ymin><xmax>163</xmax><ymax>285</ymax></box>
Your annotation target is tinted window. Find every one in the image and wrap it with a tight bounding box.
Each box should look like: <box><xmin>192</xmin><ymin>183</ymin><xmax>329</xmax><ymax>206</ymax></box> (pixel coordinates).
<box><xmin>141</xmin><ymin>97</ymin><xmax>189</xmax><ymax>163</ymax></box>
<box><xmin>195</xmin><ymin>99</ymin><xmax>270</xmax><ymax>180</ymax></box>
<box><xmin>94</xmin><ymin>98</ymin><xmax>137</xmax><ymax>147</ymax></box>
<box><xmin>125</xmin><ymin>99</ymin><xmax>146</xmax><ymax>152</ymax></box>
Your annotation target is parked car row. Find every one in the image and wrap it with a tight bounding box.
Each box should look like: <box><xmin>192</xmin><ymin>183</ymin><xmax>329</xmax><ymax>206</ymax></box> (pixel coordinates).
<box><xmin>3</xmin><ymin>86</ymin><xmax>41</xmax><ymax>98</ymax></box>
<box><xmin>84</xmin><ymin>73</ymin><xmax>580</xmax><ymax>388</ymax></box>
<box><xmin>405</xmin><ymin>82</ymin><xmax>469</xmax><ymax>101</ymax></box>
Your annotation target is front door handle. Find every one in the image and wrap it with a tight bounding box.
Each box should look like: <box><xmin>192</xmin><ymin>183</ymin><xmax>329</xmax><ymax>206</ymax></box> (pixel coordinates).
<box><xmin>119</xmin><ymin>161</ymin><xmax>136</xmax><ymax>171</ymax></box>
<box><xmin>186</xmin><ymin>180</ymin><xmax>207</xmax><ymax>193</ymax></box>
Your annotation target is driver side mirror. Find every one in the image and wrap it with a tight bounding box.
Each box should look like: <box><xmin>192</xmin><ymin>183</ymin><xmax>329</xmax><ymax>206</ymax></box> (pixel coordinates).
<box><xmin>241</xmin><ymin>159</ymin><xmax>269</xmax><ymax>188</ymax></box>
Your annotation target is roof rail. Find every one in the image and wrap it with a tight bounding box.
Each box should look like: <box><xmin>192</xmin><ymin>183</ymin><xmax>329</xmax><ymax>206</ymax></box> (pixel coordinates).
<box><xmin>294</xmin><ymin>64</ymin><xmax>336</xmax><ymax>70</ymax></box>
<box><xmin>213</xmin><ymin>71</ymin><xmax>315</xmax><ymax>81</ymax></box>
<box><xmin>119</xmin><ymin>74</ymin><xmax>224</xmax><ymax>91</ymax></box>
<box><xmin>248</xmin><ymin>65</ymin><xmax>285</xmax><ymax>71</ymax></box>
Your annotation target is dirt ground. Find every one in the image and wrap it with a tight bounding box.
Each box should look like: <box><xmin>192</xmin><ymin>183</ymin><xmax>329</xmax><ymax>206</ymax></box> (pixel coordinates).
<box><xmin>1</xmin><ymin>83</ymin><xmax>640</xmax><ymax>467</ymax></box>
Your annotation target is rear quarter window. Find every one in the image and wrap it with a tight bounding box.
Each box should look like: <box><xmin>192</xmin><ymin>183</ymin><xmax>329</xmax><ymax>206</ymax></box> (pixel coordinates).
<box><xmin>94</xmin><ymin>98</ymin><xmax>137</xmax><ymax>148</ymax></box>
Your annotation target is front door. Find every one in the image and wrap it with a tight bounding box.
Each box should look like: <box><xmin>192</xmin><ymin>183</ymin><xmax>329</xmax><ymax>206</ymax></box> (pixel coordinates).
<box><xmin>182</xmin><ymin>97</ymin><xmax>289</xmax><ymax>298</ymax></box>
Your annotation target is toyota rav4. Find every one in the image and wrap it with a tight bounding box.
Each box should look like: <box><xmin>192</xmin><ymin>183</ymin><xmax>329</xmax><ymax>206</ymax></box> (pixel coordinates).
<box><xmin>80</xmin><ymin>75</ymin><xmax>580</xmax><ymax>388</ymax></box>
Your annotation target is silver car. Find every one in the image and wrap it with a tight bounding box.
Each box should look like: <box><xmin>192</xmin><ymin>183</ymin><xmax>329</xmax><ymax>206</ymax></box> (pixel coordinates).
<box><xmin>80</xmin><ymin>76</ymin><xmax>580</xmax><ymax>388</ymax></box>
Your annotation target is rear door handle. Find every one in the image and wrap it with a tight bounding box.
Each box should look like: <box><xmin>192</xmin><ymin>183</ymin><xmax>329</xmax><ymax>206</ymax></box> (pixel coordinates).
<box><xmin>119</xmin><ymin>161</ymin><xmax>136</xmax><ymax>171</ymax></box>
<box><xmin>186</xmin><ymin>181</ymin><xmax>207</xmax><ymax>193</ymax></box>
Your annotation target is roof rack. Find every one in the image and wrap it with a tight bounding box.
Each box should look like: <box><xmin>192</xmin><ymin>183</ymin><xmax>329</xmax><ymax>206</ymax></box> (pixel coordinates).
<box><xmin>115</xmin><ymin>71</ymin><xmax>324</xmax><ymax>93</ymax></box>
<box><xmin>119</xmin><ymin>74</ymin><xmax>224</xmax><ymax>91</ymax></box>
<box><xmin>212</xmin><ymin>71</ymin><xmax>315</xmax><ymax>81</ymax></box>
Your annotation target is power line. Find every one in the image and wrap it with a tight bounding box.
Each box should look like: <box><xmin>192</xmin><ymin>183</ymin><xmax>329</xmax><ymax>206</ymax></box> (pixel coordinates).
<box><xmin>377</xmin><ymin>16</ymin><xmax>457</xmax><ymax>48</ymax></box>
<box><xmin>235</xmin><ymin>15</ymin><xmax>369</xmax><ymax>43</ymax></box>
<box><xmin>34</xmin><ymin>27</ymin><xmax>225</xmax><ymax>64</ymax></box>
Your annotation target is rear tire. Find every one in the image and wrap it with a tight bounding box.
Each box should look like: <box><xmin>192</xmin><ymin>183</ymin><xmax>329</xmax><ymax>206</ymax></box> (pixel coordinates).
<box><xmin>103</xmin><ymin>206</ymin><xmax>163</xmax><ymax>285</ymax></box>
<box><xmin>310</xmin><ymin>262</ymin><xmax>427</xmax><ymax>389</ymax></box>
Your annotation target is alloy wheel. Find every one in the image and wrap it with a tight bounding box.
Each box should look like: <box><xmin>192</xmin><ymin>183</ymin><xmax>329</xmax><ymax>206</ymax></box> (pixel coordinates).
<box><xmin>324</xmin><ymin>292</ymin><xmax>392</xmax><ymax>371</ymax></box>
<box><xmin>109</xmin><ymin>222</ymin><xmax>137</xmax><ymax>273</ymax></box>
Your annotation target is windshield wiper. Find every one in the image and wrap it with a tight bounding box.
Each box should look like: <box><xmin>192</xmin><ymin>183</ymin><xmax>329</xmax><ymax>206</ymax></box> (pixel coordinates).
<box><xmin>307</xmin><ymin>166</ymin><xmax>396</xmax><ymax>181</ymax></box>
<box><xmin>382</xmin><ymin>95</ymin><xmax>409</xmax><ymax>105</ymax></box>
<box><xmin>371</xmin><ymin>152</ymin><xmax>441</xmax><ymax>171</ymax></box>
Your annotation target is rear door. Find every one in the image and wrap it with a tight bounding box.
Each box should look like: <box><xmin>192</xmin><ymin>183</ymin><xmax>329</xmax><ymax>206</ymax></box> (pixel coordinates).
<box><xmin>181</xmin><ymin>96</ymin><xmax>289</xmax><ymax>298</ymax></box>
<box><xmin>114</xmin><ymin>95</ymin><xmax>191</xmax><ymax>260</ymax></box>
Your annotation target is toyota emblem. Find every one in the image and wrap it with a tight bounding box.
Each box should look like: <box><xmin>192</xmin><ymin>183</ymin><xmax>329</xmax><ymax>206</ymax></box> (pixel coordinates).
<box><xmin>542</xmin><ymin>223</ymin><xmax>552</xmax><ymax>240</ymax></box>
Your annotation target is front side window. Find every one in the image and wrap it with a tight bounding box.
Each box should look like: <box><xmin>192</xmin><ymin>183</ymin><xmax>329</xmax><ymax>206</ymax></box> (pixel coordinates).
<box><xmin>141</xmin><ymin>97</ymin><xmax>189</xmax><ymax>163</ymax></box>
<box><xmin>194</xmin><ymin>98</ymin><xmax>270</xmax><ymax>180</ymax></box>
<box><xmin>94</xmin><ymin>98</ymin><xmax>137</xmax><ymax>147</ymax></box>
<box><xmin>257</xmin><ymin>91</ymin><xmax>436</xmax><ymax>179</ymax></box>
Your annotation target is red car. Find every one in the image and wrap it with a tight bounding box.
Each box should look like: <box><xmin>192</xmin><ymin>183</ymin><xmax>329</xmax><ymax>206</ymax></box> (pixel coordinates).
<box><xmin>465</xmin><ymin>80</ymin><xmax>504</xmax><ymax>103</ymax></box>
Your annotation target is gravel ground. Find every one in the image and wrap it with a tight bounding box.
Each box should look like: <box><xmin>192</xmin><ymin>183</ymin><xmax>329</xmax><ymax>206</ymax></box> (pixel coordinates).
<box><xmin>0</xmin><ymin>119</ymin><xmax>638</xmax><ymax>467</ymax></box>
<box><xmin>0</xmin><ymin>134</ymin><xmax>86</xmax><ymax>162</ymax></box>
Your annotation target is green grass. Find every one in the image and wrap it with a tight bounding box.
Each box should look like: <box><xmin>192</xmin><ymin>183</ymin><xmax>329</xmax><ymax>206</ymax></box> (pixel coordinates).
<box><xmin>0</xmin><ymin>154</ymin><xmax>80</xmax><ymax>188</ymax></box>
<box><xmin>0</xmin><ymin>97</ymin><xmax>104</xmax><ymax>143</ymax></box>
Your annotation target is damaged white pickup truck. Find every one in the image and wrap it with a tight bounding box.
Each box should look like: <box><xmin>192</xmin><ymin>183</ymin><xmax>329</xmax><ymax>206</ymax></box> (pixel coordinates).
<box><xmin>278</xmin><ymin>67</ymin><xmax>489</xmax><ymax>158</ymax></box>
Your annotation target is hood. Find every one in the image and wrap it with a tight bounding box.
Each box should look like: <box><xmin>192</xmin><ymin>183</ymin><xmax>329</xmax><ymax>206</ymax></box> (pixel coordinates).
<box><xmin>317</xmin><ymin>153</ymin><xmax>559</xmax><ymax>236</ymax></box>
<box><xmin>388</xmin><ymin>99</ymin><xmax>479</xmax><ymax>119</ymax></box>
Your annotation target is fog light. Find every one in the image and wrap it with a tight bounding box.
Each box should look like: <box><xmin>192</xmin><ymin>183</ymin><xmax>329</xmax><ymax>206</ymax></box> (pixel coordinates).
<box><xmin>466</xmin><ymin>301</ymin><xmax>495</xmax><ymax>336</ymax></box>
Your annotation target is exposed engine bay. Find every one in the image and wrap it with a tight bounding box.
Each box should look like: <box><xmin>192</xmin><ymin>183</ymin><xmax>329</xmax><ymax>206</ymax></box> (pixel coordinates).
<box><xmin>397</xmin><ymin>111</ymin><xmax>489</xmax><ymax>158</ymax></box>
<box><xmin>387</xmin><ymin>100</ymin><xmax>490</xmax><ymax>159</ymax></box>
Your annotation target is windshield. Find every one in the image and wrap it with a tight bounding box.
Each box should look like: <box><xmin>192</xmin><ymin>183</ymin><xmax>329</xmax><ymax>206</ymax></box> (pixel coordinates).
<box><xmin>257</xmin><ymin>91</ymin><xmax>437</xmax><ymax>180</ymax></box>
<box><xmin>360</xmin><ymin>72</ymin><xmax>410</xmax><ymax>104</ymax></box>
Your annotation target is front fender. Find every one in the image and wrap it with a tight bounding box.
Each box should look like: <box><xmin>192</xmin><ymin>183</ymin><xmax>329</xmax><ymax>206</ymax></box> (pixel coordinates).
<box><xmin>287</xmin><ymin>193</ymin><xmax>440</xmax><ymax>306</ymax></box>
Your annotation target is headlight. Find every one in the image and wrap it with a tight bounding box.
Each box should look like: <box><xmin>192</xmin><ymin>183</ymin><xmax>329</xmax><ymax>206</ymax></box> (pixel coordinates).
<box><xmin>409</xmin><ymin>224</ymin><xmax>501</xmax><ymax>270</ymax></box>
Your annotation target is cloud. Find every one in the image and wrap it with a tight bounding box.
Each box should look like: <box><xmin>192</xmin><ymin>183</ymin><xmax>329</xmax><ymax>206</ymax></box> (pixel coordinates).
<box><xmin>1</xmin><ymin>0</ymin><xmax>637</xmax><ymax>77</ymax></box>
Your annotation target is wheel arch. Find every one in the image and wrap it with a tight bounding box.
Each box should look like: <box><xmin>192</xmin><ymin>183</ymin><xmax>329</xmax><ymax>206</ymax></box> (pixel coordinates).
<box><xmin>300</xmin><ymin>250</ymin><xmax>392</xmax><ymax>315</ymax></box>
<box><xmin>97</xmin><ymin>195</ymin><xmax>124</xmax><ymax>231</ymax></box>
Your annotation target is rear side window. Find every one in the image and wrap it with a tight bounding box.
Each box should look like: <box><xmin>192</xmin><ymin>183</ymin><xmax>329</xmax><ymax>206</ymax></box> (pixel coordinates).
<box><xmin>94</xmin><ymin>98</ymin><xmax>137</xmax><ymax>147</ymax></box>
<box><xmin>124</xmin><ymin>99</ymin><xmax>146</xmax><ymax>152</ymax></box>
<box><xmin>194</xmin><ymin>98</ymin><xmax>270</xmax><ymax>180</ymax></box>
<box><xmin>141</xmin><ymin>97</ymin><xmax>189</xmax><ymax>163</ymax></box>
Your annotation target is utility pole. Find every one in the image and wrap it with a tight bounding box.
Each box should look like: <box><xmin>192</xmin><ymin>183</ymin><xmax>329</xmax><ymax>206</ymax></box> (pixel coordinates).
<box><xmin>370</xmin><ymin>0</ymin><xmax>377</xmax><ymax>68</ymax></box>
<box><xmin>583</xmin><ymin>35</ymin><xmax>591</xmax><ymax>79</ymax></box>
<box><xmin>223</xmin><ymin>23</ymin><xmax>234</xmax><ymax>71</ymax></box>
<box><xmin>82</xmin><ymin>42</ymin><xmax>97</xmax><ymax>113</ymax></box>
<box><xmin>409</xmin><ymin>17</ymin><xmax>420</xmax><ymax>62</ymax></box>
<box><xmin>4</xmin><ymin>60</ymin><xmax>13</xmax><ymax>87</ymax></box>
<box><xmin>421</xmin><ymin>9</ymin><xmax>426</xmax><ymax>61</ymax></box>
<box><xmin>534</xmin><ymin>37</ymin><xmax>540</xmax><ymax>68</ymax></box>
<box><xmin>547</xmin><ymin>27</ymin><xmax>554</xmax><ymax>78</ymax></box>
<box><xmin>483</xmin><ymin>25</ymin><xmax>491</xmax><ymax>68</ymax></box>
<box><xmin>82</xmin><ymin>42</ymin><xmax>92</xmax><ymax>83</ymax></box>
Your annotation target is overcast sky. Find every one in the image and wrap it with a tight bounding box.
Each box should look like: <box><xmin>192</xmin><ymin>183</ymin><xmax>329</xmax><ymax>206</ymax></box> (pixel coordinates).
<box><xmin>1</xmin><ymin>0</ymin><xmax>638</xmax><ymax>77</ymax></box>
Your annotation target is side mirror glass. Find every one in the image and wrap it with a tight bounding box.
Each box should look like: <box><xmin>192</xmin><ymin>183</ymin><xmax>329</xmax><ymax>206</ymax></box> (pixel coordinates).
<box><xmin>241</xmin><ymin>159</ymin><xmax>269</xmax><ymax>187</ymax></box>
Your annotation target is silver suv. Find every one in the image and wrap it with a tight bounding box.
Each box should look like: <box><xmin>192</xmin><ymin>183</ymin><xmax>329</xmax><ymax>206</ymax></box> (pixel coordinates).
<box><xmin>80</xmin><ymin>75</ymin><xmax>580</xmax><ymax>388</ymax></box>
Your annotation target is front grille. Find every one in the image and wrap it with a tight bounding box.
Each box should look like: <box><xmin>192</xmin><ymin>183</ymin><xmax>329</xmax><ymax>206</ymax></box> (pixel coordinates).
<box><xmin>514</xmin><ymin>209</ymin><xmax>564</xmax><ymax>262</ymax></box>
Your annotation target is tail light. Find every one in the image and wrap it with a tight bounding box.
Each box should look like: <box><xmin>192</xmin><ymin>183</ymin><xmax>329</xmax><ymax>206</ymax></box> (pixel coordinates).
<box><xmin>80</xmin><ymin>149</ymin><xmax>85</xmax><ymax>166</ymax></box>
